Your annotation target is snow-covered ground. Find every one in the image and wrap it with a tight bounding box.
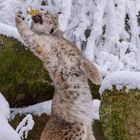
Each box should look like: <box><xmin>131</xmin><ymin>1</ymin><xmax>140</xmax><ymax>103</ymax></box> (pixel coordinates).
<box><xmin>0</xmin><ymin>93</ymin><xmax>34</xmax><ymax>140</ymax></box>
<box><xmin>0</xmin><ymin>93</ymin><xmax>21</xmax><ymax>140</ymax></box>
<box><xmin>0</xmin><ymin>92</ymin><xmax>10</xmax><ymax>119</ymax></box>
<box><xmin>10</xmin><ymin>100</ymin><xmax>52</xmax><ymax>119</ymax></box>
<box><xmin>0</xmin><ymin>23</ymin><xmax>20</xmax><ymax>39</ymax></box>
<box><xmin>0</xmin><ymin>114</ymin><xmax>21</xmax><ymax>140</ymax></box>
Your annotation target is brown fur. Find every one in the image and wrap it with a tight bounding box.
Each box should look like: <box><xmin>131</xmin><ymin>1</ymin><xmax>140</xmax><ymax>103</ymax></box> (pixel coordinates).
<box><xmin>15</xmin><ymin>10</ymin><xmax>102</xmax><ymax>140</ymax></box>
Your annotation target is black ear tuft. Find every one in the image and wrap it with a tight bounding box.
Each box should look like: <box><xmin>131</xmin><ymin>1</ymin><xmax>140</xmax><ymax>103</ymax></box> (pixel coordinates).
<box><xmin>57</xmin><ymin>12</ymin><xmax>63</xmax><ymax>15</ymax></box>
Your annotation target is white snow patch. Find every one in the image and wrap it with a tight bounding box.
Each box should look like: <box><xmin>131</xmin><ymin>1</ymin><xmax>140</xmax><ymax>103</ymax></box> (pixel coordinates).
<box><xmin>0</xmin><ymin>92</ymin><xmax>10</xmax><ymax>119</ymax></box>
<box><xmin>0</xmin><ymin>23</ymin><xmax>20</xmax><ymax>40</ymax></box>
<box><xmin>11</xmin><ymin>100</ymin><xmax>52</xmax><ymax>119</ymax></box>
<box><xmin>92</xmin><ymin>99</ymin><xmax>100</xmax><ymax>120</ymax></box>
<box><xmin>58</xmin><ymin>0</ymin><xmax>72</xmax><ymax>32</ymax></box>
<box><xmin>136</xmin><ymin>0</ymin><xmax>140</xmax><ymax>14</ymax></box>
<box><xmin>99</xmin><ymin>71</ymin><xmax>140</xmax><ymax>94</ymax></box>
<box><xmin>0</xmin><ymin>93</ymin><xmax>21</xmax><ymax>140</ymax></box>
<box><xmin>0</xmin><ymin>115</ymin><xmax>21</xmax><ymax>140</ymax></box>
<box><xmin>0</xmin><ymin>0</ymin><xmax>24</xmax><ymax>26</ymax></box>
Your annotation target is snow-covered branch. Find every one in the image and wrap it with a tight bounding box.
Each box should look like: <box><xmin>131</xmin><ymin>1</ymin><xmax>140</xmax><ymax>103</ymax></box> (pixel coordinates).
<box><xmin>0</xmin><ymin>0</ymin><xmax>140</xmax><ymax>73</ymax></box>
<box><xmin>16</xmin><ymin>114</ymin><xmax>34</xmax><ymax>139</ymax></box>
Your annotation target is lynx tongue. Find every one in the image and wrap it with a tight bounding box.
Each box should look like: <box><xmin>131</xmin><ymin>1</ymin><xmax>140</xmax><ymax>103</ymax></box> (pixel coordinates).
<box><xmin>32</xmin><ymin>14</ymin><xmax>43</xmax><ymax>24</ymax></box>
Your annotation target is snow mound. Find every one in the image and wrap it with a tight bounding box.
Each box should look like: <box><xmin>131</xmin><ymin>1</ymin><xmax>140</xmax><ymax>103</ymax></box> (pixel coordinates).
<box><xmin>11</xmin><ymin>100</ymin><xmax>52</xmax><ymax>119</ymax></box>
<box><xmin>0</xmin><ymin>92</ymin><xmax>10</xmax><ymax>119</ymax></box>
<box><xmin>0</xmin><ymin>23</ymin><xmax>20</xmax><ymax>40</ymax></box>
<box><xmin>99</xmin><ymin>71</ymin><xmax>140</xmax><ymax>94</ymax></box>
<box><xmin>0</xmin><ymin>114</ymin><xmax>21</xmax><ymax>140</ymax></box>
<box><xmin>0</xmin><ymin>93</ymin><xmax>21</xmax><ymax>140</ymax></box>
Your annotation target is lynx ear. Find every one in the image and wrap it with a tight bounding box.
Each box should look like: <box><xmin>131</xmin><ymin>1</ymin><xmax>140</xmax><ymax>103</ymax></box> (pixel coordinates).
<box><xmin>80</xmin><ymin>59</ymin><xmax>102</xmax><ymax>85</ymax></box>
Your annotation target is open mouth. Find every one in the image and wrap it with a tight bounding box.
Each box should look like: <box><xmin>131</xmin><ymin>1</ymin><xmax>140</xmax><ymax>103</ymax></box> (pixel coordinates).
<box><xmin>32</xmin><ymin>14</ymin><xmax>43</xmax><ymax>24</ymax></box>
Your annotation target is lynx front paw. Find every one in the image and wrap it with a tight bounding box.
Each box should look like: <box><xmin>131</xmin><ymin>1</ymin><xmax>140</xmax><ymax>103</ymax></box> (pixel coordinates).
<box><xmin>15</xmin><ymin>10</ymin><xmax>25</xmax><ymax>24</ymax></box>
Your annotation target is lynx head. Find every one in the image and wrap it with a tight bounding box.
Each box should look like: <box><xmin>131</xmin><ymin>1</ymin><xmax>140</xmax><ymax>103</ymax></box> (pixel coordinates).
<box><xmin>28</xmin><ymin>8</ymin><xmax>59</xmax><ymax>35</ymax></box>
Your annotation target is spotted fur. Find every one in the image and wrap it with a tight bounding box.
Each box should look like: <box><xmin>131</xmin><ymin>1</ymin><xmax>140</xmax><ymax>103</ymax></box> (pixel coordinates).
<box><xmin>15</xmin><ymin>10</ymin><xmax>102</xmax><ymax>140</ymax></box>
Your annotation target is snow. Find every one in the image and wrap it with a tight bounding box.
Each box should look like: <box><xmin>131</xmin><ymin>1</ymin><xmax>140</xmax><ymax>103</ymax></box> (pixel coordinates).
<box><xmin>0</xmin><ymin>93</ymin><xmax>35</xmax><ymax>140</ymax></box>
<box><xmin>0</xmin><ymin>92</ymin><xmax>10</xmax><ymax>119</ymax></box>
<box><xmin>56</xmin><ymin>0</ymin><xmax>72</xmax><ymax>32</ymax></box>
<box><xmin>0</xmin><ymin>23</ymin><xmax>20</xmax><ymax>40</ymax></box>
<box><xmin>11</xmin><ymin>100</ymin><xmax>52</xmax><ymax>119</ymax></box>
<box><xmin>0</xmin><ymin>0</ymin><xmax>24</xmax><ymax>26</ymax></box>
<box><xmin>0</xmin><ymin>0</ymin><xmax>140</xmax><ymax>73</ymax></box>
<box><xmin>16</xmin><ymin>114</ymin><xmax>34</xmax><ymax>139</ymax></box>
<box><xmin>92</xmin><ymin>99</ymin><xmax>100</xmax><ymax>120</ymax></box>
<box><xmin>99</xmin><ymin>71</ymin><xmax>140</xmax><ymax>94</ymax></box>
<box><xmin>0</xmin><ymin>115</ymin><xmax>21</xmax><ymax>140</ymax></box>
<box><xmin>136</xmin><ymin>0</ymin><xmax>140</xmax><ymax>14</ymax></box>
<box><xmin>85</xmin><ymin>0</ymin><xmax>107</xmax><ymax>61</ymax></box>
<box><xmin>0</xmin><ymin>93</ymin><xmax>21</xmax><ymax>140</ymax></box>
<box><xmin>0</xmin><ymin>0</ymin><xmax>46</xmax><ymax>40</ymax></box>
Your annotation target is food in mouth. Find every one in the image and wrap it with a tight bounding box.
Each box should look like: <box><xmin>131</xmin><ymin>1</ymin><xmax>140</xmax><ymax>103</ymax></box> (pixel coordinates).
<box><xmin>32</xmin><ymin>14</ymin><xmax>43</xmax><ymax>24</ymax></box>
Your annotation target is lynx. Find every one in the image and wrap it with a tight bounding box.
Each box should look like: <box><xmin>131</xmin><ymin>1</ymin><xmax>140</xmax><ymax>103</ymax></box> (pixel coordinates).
<box><xmin>15</xmin><ymin>10</ymin><xmax>102</xmax><ymax>140</ymax></box>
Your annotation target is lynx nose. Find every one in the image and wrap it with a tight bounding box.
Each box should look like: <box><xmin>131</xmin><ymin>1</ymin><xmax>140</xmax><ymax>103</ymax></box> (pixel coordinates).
<box><xmin>32</xmin><ymin>14</ymin><xmax>43</xmax><ymax>24</ymax></box>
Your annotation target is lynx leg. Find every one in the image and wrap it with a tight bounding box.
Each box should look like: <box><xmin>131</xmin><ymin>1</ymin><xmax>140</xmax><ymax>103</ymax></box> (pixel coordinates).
<box><xmin>40</xmin><ymin>117</ymin><xmax>88</xmax><ymax>140</ymax></box>
<box><xmin>15</xmin><ymin>10</ymin><xmax>47</xmax><ymax>57</ymax></box>
<box><xmin>80</xmin><ymin>59</ymin><xmax>102</xmax><ymax>85</ymax></box>
<box><xmin>15</xmin><ymin>11</ymin><xmax>34</xmax><ymax>37</ymax></box>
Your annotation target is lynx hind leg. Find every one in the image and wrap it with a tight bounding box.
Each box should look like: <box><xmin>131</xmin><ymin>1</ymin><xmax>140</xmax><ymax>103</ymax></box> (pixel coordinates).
<box><xmin>40</xmin><ymin>121</ymin><xmax>87</xmax><ymax>140</ymax></box>
<box><xmin>81</xmin><ymin>59</ymin><xmax>102</xmax><ymax>85</ymax></box>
